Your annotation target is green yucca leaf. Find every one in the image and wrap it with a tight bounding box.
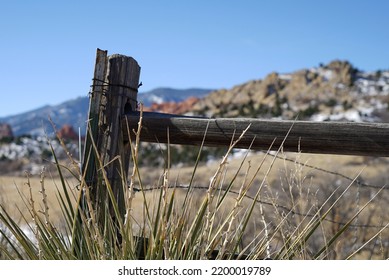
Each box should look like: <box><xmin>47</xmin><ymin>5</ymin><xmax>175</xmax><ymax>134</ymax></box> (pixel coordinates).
<box><xmin>0</xmin><ymin>206</ymin><xmax>37</xmax><ymax>259</ymax></box>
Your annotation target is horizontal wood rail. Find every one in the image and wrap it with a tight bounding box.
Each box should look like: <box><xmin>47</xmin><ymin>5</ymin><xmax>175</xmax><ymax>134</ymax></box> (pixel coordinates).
<box><xmin>123</xmin><ymin>111</ymin><xmax>389</xmax><ymax>157</ymax></box>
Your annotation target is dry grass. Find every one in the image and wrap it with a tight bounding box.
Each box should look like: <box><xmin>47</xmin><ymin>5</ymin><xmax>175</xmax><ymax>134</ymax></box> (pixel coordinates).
<box><xmin>131</xmin><ymin>151</ymin><xmax>389</xmax><ymax>259</ymax></box>
<box><xmin>0</xmin><ymin>174</ymin><xmax>79</xmax><ymax>225</ymax></box>
<box><xmin>1</xmin><ymin>151</ymin><xmax>388</xmax><ymax>259</ymax></box>
<box><xmin>139</xmin><ymin>152</ymin><xmax>388</xmax><ymax>189</ymax></box>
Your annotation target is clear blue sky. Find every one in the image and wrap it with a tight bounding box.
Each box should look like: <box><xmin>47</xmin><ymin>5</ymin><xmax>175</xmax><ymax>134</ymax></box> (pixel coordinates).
<box><xmin>1</xmin><ymin>0</ymin><xmax>388</xmax><ymax>117</ymax></box>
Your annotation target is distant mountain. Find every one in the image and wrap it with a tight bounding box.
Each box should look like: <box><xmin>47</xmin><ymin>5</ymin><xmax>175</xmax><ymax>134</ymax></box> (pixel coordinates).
<box><xmin>0</xmin><ymin>88</ymin><xmax>213</xmax><ymax>136</ymax></box>
<box><xmin>0</xmin><ymin>97</ymin><xmax>90</xmax><ymax>137</ymax></box>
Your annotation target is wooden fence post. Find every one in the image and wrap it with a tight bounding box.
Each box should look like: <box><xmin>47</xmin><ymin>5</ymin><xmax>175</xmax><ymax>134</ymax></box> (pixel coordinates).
<box><xmin>82</xmin><ymin>49</ymin><xmax>141</xmax><ymax>223</ymax></box>
<box><xmin>97</xmin><ymin>54</ymin><xmax>141</xmax><ymax>219</ymax></box>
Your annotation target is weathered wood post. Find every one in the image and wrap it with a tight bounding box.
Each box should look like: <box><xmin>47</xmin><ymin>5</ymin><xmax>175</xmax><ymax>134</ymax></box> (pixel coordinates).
<box><xmin>83</xmin><ymin>49</ymin><xmax>141</xmax><ymax>225</ymax></box>
<box><xmin>83</xmin><ymin>49</ymin><xmax>108</xmax><ymax>193</ymax></box>
<box><xmin>97</xmin><ymin>53</ymin><xmax>140</xmax><ymax>219</ymax></box>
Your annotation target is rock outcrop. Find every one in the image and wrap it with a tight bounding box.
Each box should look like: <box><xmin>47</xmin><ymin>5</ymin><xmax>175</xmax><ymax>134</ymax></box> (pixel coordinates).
<box><xmin>0</xmin><ymin>123</ymin><xmax>13</xmax><ymax>140</ymax></box>
<box><xmin>145</xmin><ymin>97</ymin><xmax>200</xmax><ymax>115</ymax></box>
<box><xmin>56</xmin><ymin>124</ymin><xmax>79</xmax><ymax>141</ymax></box>
<box><xmin>145</xmin><ymin>60</ymin><xmax>389</xmax><ymax>123</ymax></box>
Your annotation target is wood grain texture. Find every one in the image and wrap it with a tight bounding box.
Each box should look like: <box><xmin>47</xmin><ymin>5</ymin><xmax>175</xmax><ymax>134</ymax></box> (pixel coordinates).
<box><xmin>99</xmin><ymin>54</ymin><xmax>140</xmax><ymax>216</ymax></box>
<box><xmin>82</xmin><ymin>48</ymin><xmax>108</xmax><ymax>187</ymax></box>
<box><xmin>123</xmin><ymin>111</ymin><xmax>389</xmax><ymax>157</ymax></box>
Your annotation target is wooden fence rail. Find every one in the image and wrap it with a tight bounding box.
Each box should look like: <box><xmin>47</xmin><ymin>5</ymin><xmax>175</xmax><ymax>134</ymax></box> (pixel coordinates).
<box><xmin>123</xmin><ymin>111</ymin><xmax>389</xmax><ymax>157</ymax></box>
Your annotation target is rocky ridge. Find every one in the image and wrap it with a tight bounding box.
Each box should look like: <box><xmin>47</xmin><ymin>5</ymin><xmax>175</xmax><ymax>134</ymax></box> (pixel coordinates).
<box><xmin>145</xmin><ymin>96</ymin><xmax>200</xmax><ymax>114</ymax></box>
<box><xmin>148</xmin><ymin>60</ymin><xmax>389</xmax><ymax>123</ymax></box>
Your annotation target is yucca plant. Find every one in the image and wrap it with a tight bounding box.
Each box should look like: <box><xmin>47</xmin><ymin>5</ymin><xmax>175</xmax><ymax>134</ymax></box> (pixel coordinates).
<box><xmin>0</xmin><ymin>119</ymin><xmax>388</xmax><ymax>260</ymax></box>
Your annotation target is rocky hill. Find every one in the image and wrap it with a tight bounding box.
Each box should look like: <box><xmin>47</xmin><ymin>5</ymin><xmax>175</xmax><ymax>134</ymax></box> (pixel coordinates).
<box><xmin>149</xmin><ymin>60</ymin><xmax>389</xmax><ymax>123</ymax></box>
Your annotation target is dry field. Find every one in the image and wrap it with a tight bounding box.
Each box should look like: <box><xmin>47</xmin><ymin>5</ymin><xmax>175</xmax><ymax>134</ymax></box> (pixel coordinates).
<box><xmin>0</xmin><ymin>174</ymin><xmax>79</xmax><ymax>225</ymax></box>
<box><xmin>1</xmin><ymin>152</ymin><xmax>388</xmax><ymax>259</ymax></box>
<box><xmin>136</xmin><ymin>152</ymin><xmax>389</xmax><ymax>259</ymax></box>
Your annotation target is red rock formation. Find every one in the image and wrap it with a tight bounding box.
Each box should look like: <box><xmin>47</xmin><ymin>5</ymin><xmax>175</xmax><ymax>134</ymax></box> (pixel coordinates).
<box><xmin>0</xmin><ymin>123</ymin><xmax>13</xmax><ymax>140</ymax></box>
<box><xmin>145</xmin><ymin>96</ymin><xmax>200</xmax><ymax>115</ymax></box>
<box><xmin>57</xmin><ymin>124</ymin><xmax>79</xmax><ymax>141</ymax></box>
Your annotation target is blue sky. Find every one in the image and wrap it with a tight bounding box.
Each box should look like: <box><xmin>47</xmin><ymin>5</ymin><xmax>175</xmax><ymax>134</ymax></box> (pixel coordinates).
<box><xmin>1</xmin><ymin>0</ymin><xmax>388</xmax><ymax>117</ymax></box>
